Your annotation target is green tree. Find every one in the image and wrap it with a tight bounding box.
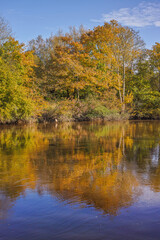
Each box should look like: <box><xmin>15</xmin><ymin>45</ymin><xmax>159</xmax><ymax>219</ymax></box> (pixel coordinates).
<box><xmin>0</xmin><ymin>37</ymin><xmax>38</xmax><ymax>123</ymax></box>
<box><xmin>131</xmin><ymin>45</ymin><xmax>160</xmax><ymax>119</ymax></box>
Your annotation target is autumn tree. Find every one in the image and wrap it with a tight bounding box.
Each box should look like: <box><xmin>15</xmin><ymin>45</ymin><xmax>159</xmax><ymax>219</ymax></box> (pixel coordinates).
<box><xmin>107</xmin><ymin>21</ymin><xmax>145</xmax><ymax>112</ymax></box>
<box><xmin>80</xmin><ymin>21</ymin><xmax>144</xmax><ymax>111</ymax></box>
<box><xmin>149</xmin><ymin>42</ymin><xmax>160</xmax><ymax>92</ymax></box>
<box><xmin>81</xmin><ymin>23</ymin><xmax>120</xmax><ymax>97</ymax></box>
<box><xmin>0</xmin><ymin>37</ymin><xmax>39</xmax><ymax>123</ymax></box>
<box><xmin>28</xmin><ymin>33</ymin><xmax>66</xmax><ymax>100</ymax></box>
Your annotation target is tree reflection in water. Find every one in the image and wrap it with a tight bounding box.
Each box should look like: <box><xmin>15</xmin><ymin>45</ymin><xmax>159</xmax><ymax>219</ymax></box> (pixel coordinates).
<box><xmin>0</xmin><ymin>121</ymin><xmax>160</xmax><ymax>219</ymax></box>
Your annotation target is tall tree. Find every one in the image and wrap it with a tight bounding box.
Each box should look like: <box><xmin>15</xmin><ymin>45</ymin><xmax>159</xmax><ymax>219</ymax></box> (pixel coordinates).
<box><xmin>109</xmin><ymin>20</ymin><xmax>145</xmax><ymax>112</ymax></box>
<box><xmin>0</xmin><ymin>37</ymin><xmax>38</xmax><ymax>123</ymax></box>
<box><xmin>81</xmin><ymin>21</ymin><xmax>144</xmax><ymax>111</ymax></box>
<box><xmin>0</xmin><ymin>16</ymin><xmax>12</xmax><ymax>45</ymax></box>
<box><xmin>149</xmin><ymin>42</ymin><xmax>160</xmax><ymax>92</ymax></box>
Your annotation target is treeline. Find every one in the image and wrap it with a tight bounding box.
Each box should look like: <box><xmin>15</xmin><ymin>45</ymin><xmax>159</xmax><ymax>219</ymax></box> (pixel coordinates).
<box><xmin>0</xmin><ymin>17</ymin><xmax>160</xmax><ymax>123</ymax></box>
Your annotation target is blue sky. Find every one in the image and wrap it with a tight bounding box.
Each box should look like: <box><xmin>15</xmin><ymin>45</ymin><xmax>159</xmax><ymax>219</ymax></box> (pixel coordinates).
<box><xmin>1</xmin><ymin>0</ymin><xmax>160</xmax><ymax>48</ymax></box>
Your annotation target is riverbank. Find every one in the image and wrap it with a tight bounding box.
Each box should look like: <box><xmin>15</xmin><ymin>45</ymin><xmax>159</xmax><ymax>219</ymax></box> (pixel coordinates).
<box><xmin>1</xmin><ymin>99</ymin><xmax>160</xmax><ymax>125</ymax></box>
<box><xmin>39</xmin><ymin>100</ymin><xmax>130</xmax><ymax>122</ymax></box>
<box><xmin>0</xmin><ymin>99</ymin><xmax>130</xmax><ymax>124</ymax></box>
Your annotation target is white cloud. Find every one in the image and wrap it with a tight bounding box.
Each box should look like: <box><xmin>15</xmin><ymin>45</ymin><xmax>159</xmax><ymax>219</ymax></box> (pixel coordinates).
<box><xmin>92</xmin><ymin>2</ymin><xmax>160</xmax><ymax>27</ymax></box>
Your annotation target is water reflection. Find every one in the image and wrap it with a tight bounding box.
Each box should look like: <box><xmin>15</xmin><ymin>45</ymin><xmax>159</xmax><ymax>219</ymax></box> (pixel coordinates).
<box><xmin>0</xmin><ymin>121</ymin><xmax>160</xmax><ymax>220</ymax></box>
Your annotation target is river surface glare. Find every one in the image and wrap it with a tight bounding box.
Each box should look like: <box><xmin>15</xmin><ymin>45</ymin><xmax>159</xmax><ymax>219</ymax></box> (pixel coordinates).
<box><xmin>0</xmin><ymin>121</ymin><xmax>160</xmax><ymax>240</ymax></box>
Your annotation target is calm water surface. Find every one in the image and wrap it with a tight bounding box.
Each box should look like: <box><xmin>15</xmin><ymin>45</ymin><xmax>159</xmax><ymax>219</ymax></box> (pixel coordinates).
<box><xmin>0</xmin><ymin>121</ymin><xmax>160</xmax><ymax>240</ymax></box>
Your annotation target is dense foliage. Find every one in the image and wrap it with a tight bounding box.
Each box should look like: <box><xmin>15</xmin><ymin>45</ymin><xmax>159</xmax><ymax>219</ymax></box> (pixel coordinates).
<box><xmin>0</xmin><ymin>17</ymin><xmax>160</xmax><ymax>123</ymax></box>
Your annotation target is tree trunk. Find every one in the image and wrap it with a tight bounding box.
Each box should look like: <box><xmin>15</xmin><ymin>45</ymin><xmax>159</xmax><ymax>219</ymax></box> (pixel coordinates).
<box><xmin>122</xmin><ymin>59</ymin><xmax>125</xmax><ymax>113</ymax></box>
<box><xmin>77</xmin><ymin>88</ymin><xmax>79</xmax><ymax>101</ymax></box>
<box><xmin>117</xmin><ymin>67</ymin><xmax>122</xmax><ymax>104</ymax></box>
